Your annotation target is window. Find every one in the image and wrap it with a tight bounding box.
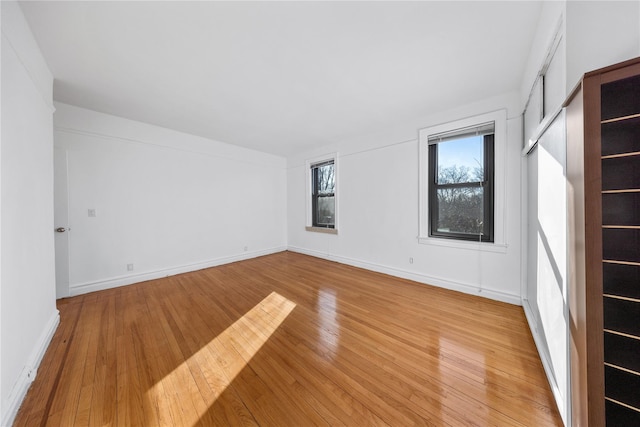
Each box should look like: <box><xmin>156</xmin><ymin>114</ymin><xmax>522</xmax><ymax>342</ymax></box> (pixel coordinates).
<box><xmin>310</xmin><ymin>159</ymin><xmax>335</xmax><ymax>228</ymax></box>
<box><xmin>419</xmin><ymin>110</ymin><xmax>506</xmax><ymax>250</ymax></box>
<box><xmin>523</xmin><ymin>23</ymin><xmax>563</xmax><ymax>152</ymax></box>
<box><xmin>428</xmin><ymin>123</ymin><xmax>494</xmax><ymax>242</ymax></box>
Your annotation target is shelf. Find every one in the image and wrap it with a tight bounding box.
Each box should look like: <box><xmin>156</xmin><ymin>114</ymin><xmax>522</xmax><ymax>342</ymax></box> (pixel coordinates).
<box><xmin>604</xmin><ymin>297</ymin><xmax>640</xmax><ymax>337</ymax></box>
<box><xmin>602</xmin><ymin>192</ymin><xmax>640</xmax><ymax>226</ymax></box>
<box><xmin>605</xmin><ymin>362</ymin><xmax>640</xmax><ymax>378</ymax></box>
<box><xmin>605</xmin><ymin>331</ymin><xmax>640</xmax><ymax>373</ymax></box>
<box><xmin>601</xmin><ymin>115</ymin><xmax>640</xmax><ymax>156</ymax></box>
<box><xmin>606</xmin><ymin>398</ymin><xmax>640</xmax><ymax>415</ymax></box>
<box><xmin>601</xmin><ymin>74</ymin><xmax>640</xmax><ymax>121</ymax></box>
<box><xmin>603</xmin><ymin>228</ymin><xmax>640</xmax><ymax>263</ymax></box>
<box><xmin>603</xmin><ymin>225</ymin><xmax>640</xmax><ymax>229</ymax></box>
<box><xmin>605</xmin><ymin>399</ymin><xmax>640</xmax><ymax>425</ymax></box>
<box><xmin>605</xmin><ymin>364</ymin><xmax>640</xmax><ymax>410</ymax></box>
<box><xmin>603</xmin><ymin>189</ymin><xmax>640</xmax><ymax>194</ymax></box>
<box><xmin>603</xmin><ymin>262</ymin><xmax>640</xmax><ymax>299</ymax></box>
<box><xmin>602</xmin><ymin>156</ymin><xmax>640</xmax><ymax>191</ymax></box>
<box><xmin>601</xmin><ymin>113</ymin><xmax>640</xmax><ymax>124</ymax></box>
<box><xmin>604</xmin><ymin>294</ymin><xmax>640</xmax><ymax>303</ymax></box>
<box><xmin>604</xmin><ymin>259</ymin><xmax>640</xmax><ymax>266</ymax></box>
<box><xmin>605</xmin><ymin>329</ymin><xmax>640</xmax><ymax>341</ymax></box>
<box><xmin>602</xmin><ymin>151</ymin><xmax>640</xmax><ymax>160</ymax></box>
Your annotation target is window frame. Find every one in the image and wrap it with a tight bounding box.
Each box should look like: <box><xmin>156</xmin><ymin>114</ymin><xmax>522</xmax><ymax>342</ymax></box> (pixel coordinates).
<box><xmin>418</xmin><ymin>110</ymin><xmax>507</xmax><ymax>252</ymax></box>
<box><xmin>311</xmin><ymin>159</ymin><xmax>335</xmax><ymax>229</ymax></box>
<box><xmin>305</xmin><ymin>153</ymin><xmax>338</xmax><ymax>234</ymax></box>
<box><xmin>428</xmin><ymin>132</ymin><xmax>495</xmax><ymax>242</ymax></box>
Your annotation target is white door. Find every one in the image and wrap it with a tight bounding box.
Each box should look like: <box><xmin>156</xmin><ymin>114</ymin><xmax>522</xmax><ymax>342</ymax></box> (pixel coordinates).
<box><xmin>54</xmin><ymin>147</ymin><xmax>70</xmax><ymax>298</ymax></box>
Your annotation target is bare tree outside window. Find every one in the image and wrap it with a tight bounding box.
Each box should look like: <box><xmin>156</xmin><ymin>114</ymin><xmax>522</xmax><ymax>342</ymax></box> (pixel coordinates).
<box><xmin>436</xmin><ymin>164</ymin><xmax>485</xmax><ymax>235</ymax></box>
<box><xmin>428</xmin><ymin>131</ymin><xmax>494</xmax><ymax>242</ymax></box>
<box><xmin>312</xmin><ymin>161</ymin><xmax>335</xmax><ymax>228</ymax></box>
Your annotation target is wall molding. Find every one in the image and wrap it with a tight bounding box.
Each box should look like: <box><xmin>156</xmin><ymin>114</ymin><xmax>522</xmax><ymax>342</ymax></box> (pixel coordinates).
<box><xmin>522</xmin><ymin>298</ymin><xmax>566</xmax><ymax>423</ymax></box>
<box><xmin>54</xmin><ymin>125</ymin><xmax>284</xmax><ymax>170</ymax></box>
<box><xmin>2</xmin><ymin>310</ymin><xmax>60</xmax><ymax>427</ymax></box>
<box><xmin>288</xmin><ymin>246</ymin><xmax>521</xmax><ymax>305</ymax></box>
<box><xmin>286</xmin><ymin>90</ymin><xmax>521</xmax><ymax>169</ymax></box>
<box><xmin>69</xmin><ymin>246</ymin><xmax>287</xmax><ymax>296</ymax></box>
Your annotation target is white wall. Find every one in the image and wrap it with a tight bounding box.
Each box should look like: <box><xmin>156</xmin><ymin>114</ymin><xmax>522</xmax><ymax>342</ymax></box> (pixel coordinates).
<box><xmin>566</xmin><ymin>1</ymin><xmax>640</xmax><ymax>93</ymax></box>
<box><xmin>287</xmin><ymin>92</ymin><xmax>524</xmax><ymax>305</ymax></box>
<box><xmin>1</xmin><ymin>2</ymin><xmax>58</xmax><ymax>425</ymax></box>
<box><xmin>53</xmin><ymin>103</ymin><xmax>287</xmax><ymax>295</ymax></box>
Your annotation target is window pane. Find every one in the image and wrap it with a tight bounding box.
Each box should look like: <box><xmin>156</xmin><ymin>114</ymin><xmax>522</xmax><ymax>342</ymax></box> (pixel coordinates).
<box><xmin>436</xmin><ymin>186</ymin><xmax>484</xmax><ymax>235</ymax></box>
<box><xmin>316</xmin><ymin>163</ymin><xmax>335</xmax><ymax>195</ymax></box>
<box><xmin>437</xmin><ymin>136</ymin><xmax>484</xmax><ymax>184</ymax></box>
<box><xmin>316</xmin><ymin>196</ymin><xmax>335</xmax><ymax>226</ymax></box>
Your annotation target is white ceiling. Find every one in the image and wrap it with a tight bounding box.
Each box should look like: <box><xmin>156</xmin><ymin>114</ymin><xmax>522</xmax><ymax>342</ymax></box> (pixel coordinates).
<box><xmin>20</xmin><ymin>1</ymin><xmax>542</xmax><ymax>157</ymax></box>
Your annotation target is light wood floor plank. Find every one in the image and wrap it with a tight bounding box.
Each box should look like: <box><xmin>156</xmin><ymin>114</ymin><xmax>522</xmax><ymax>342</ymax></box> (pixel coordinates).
<box><xmin>14</xmin><ymin>251</ymin><xmax>562</xmax><ymax>426</ymax></box>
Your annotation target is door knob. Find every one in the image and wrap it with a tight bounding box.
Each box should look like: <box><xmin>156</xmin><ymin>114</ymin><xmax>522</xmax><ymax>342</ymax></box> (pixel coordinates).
<box><xmin>56</xmin><ymin>227</ymin><xmax>66</xmax><ymax>233</ymax></box>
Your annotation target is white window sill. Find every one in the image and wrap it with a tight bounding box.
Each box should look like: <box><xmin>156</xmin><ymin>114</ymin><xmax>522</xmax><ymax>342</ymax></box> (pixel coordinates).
<box><xmin>306</xmin><ymin>226</ymin><xmax>338</xmax><ymax>235</ymax></box>
<box><xmin>418</xmin><ymin>236</ymin><xmax>508</xmax><ymax>253</ymax></box>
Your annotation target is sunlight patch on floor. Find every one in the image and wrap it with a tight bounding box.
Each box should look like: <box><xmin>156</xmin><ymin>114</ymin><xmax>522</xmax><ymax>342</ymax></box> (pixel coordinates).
<box><xmin>145</xmin><ymin>291</ymin><xmax>296</xmax><ymax>426</ymax></box>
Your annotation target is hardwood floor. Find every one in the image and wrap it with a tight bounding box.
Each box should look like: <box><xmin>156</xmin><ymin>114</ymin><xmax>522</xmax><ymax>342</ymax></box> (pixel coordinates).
<box><xmin>14</xmin><ymin>251</ymin><xmax>562</xmax><ymax>426</ymax></box>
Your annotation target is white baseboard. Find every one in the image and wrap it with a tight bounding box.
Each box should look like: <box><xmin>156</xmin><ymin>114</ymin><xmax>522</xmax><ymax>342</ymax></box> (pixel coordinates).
<box><xmin>522</xmin><ymin>298</ymin><xmax>567</xmax><ymax>425</ymax></box>
<box><xmin>287</xmin><ymin>246</ymin><xmax>521</xmax><ymax>305</ymax></box>
<box><xmin>2</xmin><ymin>309</ymin><xmax>60</xmax><ymax>427</ymax></box>
<box><xmin>69</xmin><ymin>246</ymin><xmax>287</xmax><ymax>296</ymax></box>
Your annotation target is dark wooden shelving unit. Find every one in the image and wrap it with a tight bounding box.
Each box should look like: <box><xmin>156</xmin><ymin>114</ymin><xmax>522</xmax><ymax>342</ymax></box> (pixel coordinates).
<box><xmin>600</xmin><ymin>70</ymin><xmax>640</xmax><ymax>426</ymax></box>
<box><xmin>567</xmin><ymin>57</ymin><xmax>640</xmax><ymax>426</ymax></box>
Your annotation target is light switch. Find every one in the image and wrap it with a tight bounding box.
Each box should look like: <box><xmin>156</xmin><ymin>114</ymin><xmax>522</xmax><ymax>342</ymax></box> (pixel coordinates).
<box><xmin>88</xmin><ymin>209</ymin><xmax>96</xmax><ymax>217</ymax></box>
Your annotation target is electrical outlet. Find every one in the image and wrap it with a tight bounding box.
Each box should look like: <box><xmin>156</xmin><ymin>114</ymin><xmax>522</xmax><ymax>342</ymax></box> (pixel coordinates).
<box><xmin>409</xmin><ymin>257</ymin><xmax>414</xmax><ymax>264</ymax></box>
<box><xmin>127</xmin><ymin>264</ymin><xmax>134</xmax><ymax>271</ymax></box>
<box><xmin>244</xmin><ymin>246</ymin><xmax>248</xmax><ymax>252</ymax></box>
<box><xmin>88</xmin><ymin>208</ymin><xmax>96</xmax><ymax>217</ymax></box>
